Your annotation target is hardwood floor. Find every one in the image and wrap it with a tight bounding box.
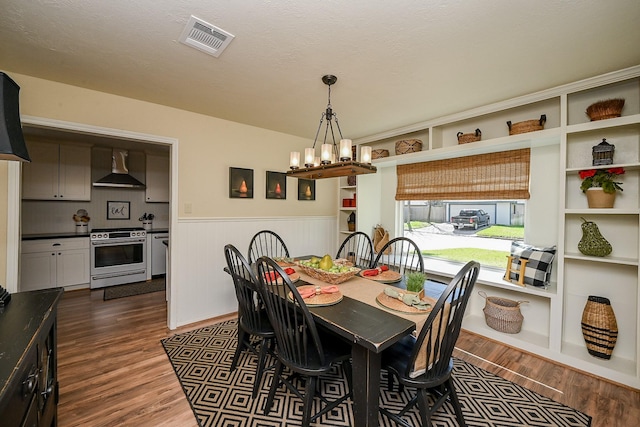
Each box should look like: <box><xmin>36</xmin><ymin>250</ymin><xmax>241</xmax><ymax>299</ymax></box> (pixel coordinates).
<box><xmin>56</xmin><ymin>288</ymin><xmax>639</xmax><ymax>426</ymax></box>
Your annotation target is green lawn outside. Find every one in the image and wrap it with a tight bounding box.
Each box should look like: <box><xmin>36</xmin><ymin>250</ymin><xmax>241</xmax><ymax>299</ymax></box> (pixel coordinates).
<box><xmin>421</xmin><ymin>248</ymin><xmax>508</xmax><ymax>269</ymax></box>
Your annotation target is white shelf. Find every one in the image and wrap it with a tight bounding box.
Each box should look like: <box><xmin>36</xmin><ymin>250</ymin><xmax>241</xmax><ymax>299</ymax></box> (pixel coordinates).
<box><xmin>463</xmin><ymin>314</ymin><xmax>550</xmax><ymax>349</ymax></box>
<box><xmin>565</xmin><ymin>163</ymin><xmax>640</xmax><ymax>173</ymax></box>
<box><xmin>565</xmin><ymin>208</ymin><xmax>640</xmax><ymax>215</ymax></box>
<box><xmin>566</xmin><ymin>114</ymin><xmax>640</xmax><ymax>134</ymax></box>
<box><xmin>339</xmin><ymin>207</ymin><xmax>356</xmax><ymax>211</ymax></box>
<box><xmin>564</xmin><ymin>252</ymin><xmax>639</xmax><ymax>266</ymax></box>
<box><xmin>561</xmin><ymin>341</ymin><xmax>637</xmax><ymax>377</ymax></box>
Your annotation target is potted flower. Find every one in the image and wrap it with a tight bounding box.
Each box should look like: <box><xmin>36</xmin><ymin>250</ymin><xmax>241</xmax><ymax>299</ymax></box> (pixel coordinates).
<box><xmin>579</xmin><ymin>167</ymin><xmax>624</xmax><ymax>208</ymax></box>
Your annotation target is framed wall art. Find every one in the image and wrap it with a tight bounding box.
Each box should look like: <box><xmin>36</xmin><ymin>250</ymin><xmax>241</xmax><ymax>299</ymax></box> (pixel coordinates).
<box><xmin>107</xmin><ymin>201</ymin><xmax>130</xmax><ymax>220</ymax></box>
<box><xmin>229</xmin><ymin>167</ymin><xmax>254</xmax><ymax>199</ymax></box>
<box><xmin>266</xmin><ymin>171</ymin><xmax>286</xmax><ymax>199</ymax></box>
<box><xmin>297</xmin><ymin>178</ymin><xmax>315</xmax><ymax>201</ymax></box>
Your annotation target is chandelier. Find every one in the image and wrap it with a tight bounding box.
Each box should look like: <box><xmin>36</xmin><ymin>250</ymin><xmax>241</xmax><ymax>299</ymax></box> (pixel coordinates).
<box><xmin>286</xmin><ymin>75</ymin><xmax>376</xmax><ymax>179</ymax></box>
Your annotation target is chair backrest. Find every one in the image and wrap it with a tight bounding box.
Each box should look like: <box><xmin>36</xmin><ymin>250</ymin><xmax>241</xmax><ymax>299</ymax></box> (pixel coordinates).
<box><xmin>248</xmin><ymin>230</ymin><xmax>290</xmax><ymax>264</ymax></box>
<box><xmin>373</xmin><ymin>236</ymin><xmax>425</xmax><ymax>276</ymax></box>
<box><xmin>336</xmin><ymin>231</ymin><xmax>374</xmax><ymax>269</ymax></box>
<box><xmin>255</xmin><ymin>256</ymin><xmax>326</xmax><ymax>369</ymax></box>
<box><xmin>406</xmin><ymin>260</ymin><xmax>480</xmax><ymax>380</ymax></box>
<box><xmin>224</xmin><ymin>244</ymin><xmax>270</xmax><ymax>334</ymax></box>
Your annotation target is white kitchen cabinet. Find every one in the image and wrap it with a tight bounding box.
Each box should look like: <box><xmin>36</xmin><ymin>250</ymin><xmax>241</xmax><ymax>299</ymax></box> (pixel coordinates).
<box><xmin>20</xmin><ymin>238</ymin><xmax>90</xmax><ymax>291</ymax></box>
<box><xmin>22</xmin><ymin>141</ymin><xmax>92</xmax><ymax>200</ymax></box>
<box><xmin>151</xmin><ymin>233</ymin><xmax>168</xmax><ymax>276</ymax></box>
<box><xmin>145</xmin><ymin>153</ymin><xmax>170</xmax><ymax>202</ymax></box>
<box><xmin>356</xmin><ymin>66</ymin><xmax>640</xmax><ymax>388</ymax></box>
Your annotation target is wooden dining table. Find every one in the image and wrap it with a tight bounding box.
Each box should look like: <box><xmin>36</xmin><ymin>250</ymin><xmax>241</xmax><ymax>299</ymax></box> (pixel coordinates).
<box><xmin>293</xmin><ymin>267</ymin><xmax>436</xmax><ymax>427</ymax></box>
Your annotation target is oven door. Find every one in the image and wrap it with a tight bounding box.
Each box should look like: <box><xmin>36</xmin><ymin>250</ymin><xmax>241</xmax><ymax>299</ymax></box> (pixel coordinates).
<box><xmin>90</xmin><ymin>238</ymin><xmax>147</xmax><ymax>288</ymax></box>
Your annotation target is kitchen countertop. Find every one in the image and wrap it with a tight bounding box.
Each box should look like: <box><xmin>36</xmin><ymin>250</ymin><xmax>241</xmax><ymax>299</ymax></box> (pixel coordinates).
<box><xmin>22</xmin><ymin>232</ymin><xmax>89</xmax><ymax>240</ymax></box>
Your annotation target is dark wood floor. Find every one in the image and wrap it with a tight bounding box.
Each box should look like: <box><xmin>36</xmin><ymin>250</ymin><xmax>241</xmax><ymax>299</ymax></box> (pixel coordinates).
<box><xmin>56</xmin><ymin>288</ymin><xmax>639</xmax><ymax>426</ymax></box>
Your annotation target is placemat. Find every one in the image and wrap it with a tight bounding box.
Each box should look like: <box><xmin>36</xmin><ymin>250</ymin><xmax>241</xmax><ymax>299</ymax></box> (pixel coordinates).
<box><xmin>290</xmin><ymin>285</ymin><xmax>343</xmax><ymax>307</ymax></box>
<box><xmin>360</xmin><ymin>269</ymin><xmax>402</xmax><ymax>283</ymax></box>
<box><xmin>376</xmin><ymin>291</ymin><xmax>436</xmax><ymax>314</ymax></box>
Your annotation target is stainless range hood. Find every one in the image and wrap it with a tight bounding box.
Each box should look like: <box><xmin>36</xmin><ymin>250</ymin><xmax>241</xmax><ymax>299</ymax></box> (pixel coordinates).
<box><xmin>93</xmin><ymin>149</ymin><xmax>146</xmax><ymax>188</ymax></box>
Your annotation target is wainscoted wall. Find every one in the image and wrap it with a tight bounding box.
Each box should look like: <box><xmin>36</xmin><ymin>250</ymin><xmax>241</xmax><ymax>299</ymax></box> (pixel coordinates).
<box><xmin>172</xmin><ymin>216</ymin><xmax>337</xmax><ymax>328</ymax></box>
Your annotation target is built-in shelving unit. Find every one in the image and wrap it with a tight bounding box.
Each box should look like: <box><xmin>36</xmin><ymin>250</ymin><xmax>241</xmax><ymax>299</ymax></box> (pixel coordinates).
<box><xmin>337</xmin><ymin>176</ymin><xmax>357</xmax><ymax>244</ymax></box>
<box><xmin>352</xmin><ymin>65</ymin><xmax>640</xmax><ymax>389</ymax></box>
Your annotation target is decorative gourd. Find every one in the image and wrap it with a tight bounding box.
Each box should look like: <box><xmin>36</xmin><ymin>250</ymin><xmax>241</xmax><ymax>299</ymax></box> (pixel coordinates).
<box><xmin>578</xmin><ymin>217</ymin><xmax>612</xmax><ymax>257</ymax></box>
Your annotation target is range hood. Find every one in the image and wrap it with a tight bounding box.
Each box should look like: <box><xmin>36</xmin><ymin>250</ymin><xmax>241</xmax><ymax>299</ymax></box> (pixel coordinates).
<box><xmin>93</xmin><ymin>149</ymin><xmax>146</xmax><ymax>189</ymax></box>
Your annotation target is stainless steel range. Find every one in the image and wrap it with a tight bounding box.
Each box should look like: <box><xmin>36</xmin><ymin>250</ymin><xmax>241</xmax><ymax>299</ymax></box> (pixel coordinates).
<box><xmin>90</xmin><ymin>227</ymin><xmax>147</xmax><ymax>289</ymax></box>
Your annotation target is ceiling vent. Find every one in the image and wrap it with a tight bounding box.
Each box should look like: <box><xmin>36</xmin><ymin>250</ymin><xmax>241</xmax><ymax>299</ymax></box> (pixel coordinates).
<box><xmin>179</xmin><ymin>15</ymin><xmax>234</xmax><ymax>57</ymax></box>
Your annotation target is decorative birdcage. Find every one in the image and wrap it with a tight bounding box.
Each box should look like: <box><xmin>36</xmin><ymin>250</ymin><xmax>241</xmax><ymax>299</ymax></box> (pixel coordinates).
<box><xmin>592</xmin><ymin>138</ymin><xmax>615</xmax><ymax>166</ymax></box>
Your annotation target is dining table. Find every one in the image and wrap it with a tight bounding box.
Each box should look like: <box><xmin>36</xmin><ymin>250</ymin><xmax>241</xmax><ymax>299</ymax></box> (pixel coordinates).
<box><xmin>292</xmin><ymin>264</ymin><xmax>440</xmax><ymax>427</ymax></box>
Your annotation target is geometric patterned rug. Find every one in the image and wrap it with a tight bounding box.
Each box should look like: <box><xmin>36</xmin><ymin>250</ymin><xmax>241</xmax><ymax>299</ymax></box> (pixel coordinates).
<box><xmin>161</xmin><ymin>320</ymin><xmax>592</xmax><ymax>427</ymax></box>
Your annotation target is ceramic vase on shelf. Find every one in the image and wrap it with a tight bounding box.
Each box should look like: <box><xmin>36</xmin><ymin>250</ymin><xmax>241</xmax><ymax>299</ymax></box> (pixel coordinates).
<box><xmin>581</xmin><ymin>295</ymin><xmax>618</xmax><ymax>360</ymax></box>
<box><xmin>585</xmin><ymin>188</ymin><xmax>616</xmax><ymax>208</ymax></box>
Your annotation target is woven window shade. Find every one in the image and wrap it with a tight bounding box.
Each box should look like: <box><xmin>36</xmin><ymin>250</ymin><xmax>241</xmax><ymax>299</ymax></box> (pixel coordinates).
<box><xmin>396</xmin><ymin>148</ymin><xmax>531</xmax><ymax>200</ymax></box>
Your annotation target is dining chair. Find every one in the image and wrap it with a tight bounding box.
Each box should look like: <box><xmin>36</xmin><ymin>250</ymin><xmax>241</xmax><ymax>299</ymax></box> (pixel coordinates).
<box><xmin>379</xmin><ymin>260</ymin><xmax>480</xmax><ymax>427</ymax></box>
<box><xmin>373</xmin><ymin>236</ymin><xmax>425</xmax><ymax>276</ymax></box>
<box><xmin>223</xmin><ymin>244</ymin><xmax>276</xmax><ymax>398</ymax></box>
<box><xmin>247</xmin><ymin>230</ymin><xmax>290</xmax><ymax>264</ymax></box>
<box><xmin>255</xmin><ymin>256</ymin><xmax>353</xmax><ymax>427</ymax></box>
<box><xmin>336</xmin><ymin>231</ymin><xmax>374</xmax><ymax>269</ymax></box>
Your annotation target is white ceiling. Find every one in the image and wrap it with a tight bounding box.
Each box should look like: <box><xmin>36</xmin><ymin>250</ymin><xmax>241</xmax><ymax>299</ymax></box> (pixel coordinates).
<box><xmin>1</xmin><ymin>0</ymin><xmax>639</xmax><ymax>142</ymax></box>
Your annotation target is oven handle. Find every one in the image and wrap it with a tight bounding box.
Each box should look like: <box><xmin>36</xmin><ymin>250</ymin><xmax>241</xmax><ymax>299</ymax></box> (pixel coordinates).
<box><xmin>91</xmin><ymin>238</ymin><xmax>147</xmax><ymax>246</ymax></box>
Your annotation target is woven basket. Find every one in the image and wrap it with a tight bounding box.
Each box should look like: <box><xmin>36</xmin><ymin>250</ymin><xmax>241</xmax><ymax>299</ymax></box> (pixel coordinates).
<box><xmin>371</xmin><ymin>149</ymin><xmax>390</xmax><ymax>159</ymax></box>
<box><xmin>507</xmin><ymin>114</ymin><xmax>546</xmax><ymax>135</ymax></box>
<box><xmin>296</xmin><ymin>263</ymin><xmax>360</xmax><ymax>285</ymax></box>
<box><xmin>479</xmin><ymin>291</ymin><xmax>527</xmax><ymax>334</ymax></box>
<box><xmin>581</xmin><ymin>295</ymin><xmax>618</xmax><ymax>359</ymax></box>
<box><xmin>586</xmin><ymin>98</ymin><xmax>625</xmax><ymax>121</ymax></box>
<box><xmin>457</xmin><ymin>129</ymin><xmax>482</xmax><ymax>144</ymax></box>
<box><xmin>395</xmin><ymin>139</ymin><xmax>422</xmax><ymax>155</ymax></box>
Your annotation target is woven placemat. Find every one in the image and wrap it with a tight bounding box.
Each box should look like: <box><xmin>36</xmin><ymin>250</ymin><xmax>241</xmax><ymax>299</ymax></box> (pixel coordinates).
<box><xmin>359</xmin><ymin>270</ymin><xmax>402</xmax><ymax>283</ymax></box>
<box><xmin>376</xmin><ymin>291</ymin><xmax>435</xmax><ymax>314</ymax></box>
<box><xmin>290</xmin><ymin>285</ymin><xmax>343</xmax><ymax>307</ymax></box>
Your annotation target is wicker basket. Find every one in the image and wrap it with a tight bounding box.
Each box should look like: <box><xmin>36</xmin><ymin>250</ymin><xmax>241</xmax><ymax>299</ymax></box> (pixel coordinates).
<box><xmin>457</xmin><ymin>129</ymin><xmax>482</xmax><ymax>144</ymax></box>
<box><xmin>507</xmin><ymin>114</ymin><xmax>546</xmax><ymax>135</ymax></box>
<box><xmin>479</xmin><ymin>291</ymin><xmax>527</xmax><ymax>334</ymax></box>
<box><xmin>296</xmin><ymin>263</ymin><xmax>360</xmax><ymax>285</ymax></box>
<box><xmin>586</xmin><ymin>98</ymin><xmax>625</xmax><ymax>121</ymax></box>
<box><xmin>371</xmin><ymin>149</ymin><xmax>390</xmax><ymax>159</ymax></box>
<box><xmin>581</xmin><ymin>295</ymin><xmax>618</xmax><ymax>359</ymax></box>
<box><xmin>395</xmin><ymin>139</ymin><xmax>422</xmax><ymax>155</ymax></box>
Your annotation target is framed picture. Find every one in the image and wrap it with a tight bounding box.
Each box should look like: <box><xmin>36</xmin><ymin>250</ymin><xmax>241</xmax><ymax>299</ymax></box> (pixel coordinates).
<box><xmin>298</xmin><ymin>178</ymin><xmax>315</xmax><ymax>201</ymax></box>
<box><xmin>229</xmin><ymin>167</ymin><xmax>254</xmax><ymax>198</ymax></box>
<box><xmin>107</xmin><ymin>201</ymin><xmax>130</xmax><ymax>220</ymax></box>
<box><xmin>266</xmin><ymin>171</ymin><xmax>286</xmax><ymax>199</ymax></box>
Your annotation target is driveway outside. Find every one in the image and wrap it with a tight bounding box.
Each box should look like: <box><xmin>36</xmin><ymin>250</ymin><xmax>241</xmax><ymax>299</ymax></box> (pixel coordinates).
<box><xmin>405</xmin><ymin>223</ymin><xmax>512</xmax><ymax>252</ymax></box>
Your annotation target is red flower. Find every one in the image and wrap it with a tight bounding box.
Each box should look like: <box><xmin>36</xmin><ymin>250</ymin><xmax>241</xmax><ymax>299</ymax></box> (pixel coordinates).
<box><xmin>579</xmin><ymin>169</ymin><xmax>596</xmax><ymax>179</ymax></box>
<box><xmin>607</xmin><ymin>167</ymin><xmax>625</xmax><ymax>175</ymax></box>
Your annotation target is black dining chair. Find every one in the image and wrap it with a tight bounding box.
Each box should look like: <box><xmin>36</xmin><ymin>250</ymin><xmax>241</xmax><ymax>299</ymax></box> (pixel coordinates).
<box><xmin>223</xmin><ymin>244</ymin><xmax>276</xmax><ymax>398</ymax></box>
<box><xmin>336</xmin><ymin>231</ymin><xmax>375</xmax><ymax>269</ymax></box>
<box><xmin>373</xmin><ymin>236</ymin><xmax>425</xmax><ymax>276</ymax></box>
<box><xmin>255</xmin><ymin>256</ymin><xmax>353</xmax><ymax>427</ymax></box>
<box><xmin>247</xmin><ymin>230</ymin><xmax>290</xmax><ymax>264</ymax></box>
<box><xmin>379</xmin><ymin>260</ymin><xmax>480</xmax><ymax>427</ymax></box>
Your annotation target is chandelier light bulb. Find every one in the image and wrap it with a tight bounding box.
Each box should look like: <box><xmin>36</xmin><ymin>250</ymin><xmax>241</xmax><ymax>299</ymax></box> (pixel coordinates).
<box><xmin>361</xmin><ymin>146</ymin><xmax>372</xmax><ymax>164</ymax></box>
<box><xmin>304</xmin><ymin>147</ymin><xmax>315</xmax><ymax>167</ymax></box>
<box><xmin>321</xmin><ymin>144</ymin><xmax>332</xmax><ymax>164</ymax></box>
<box><xmin>289</xmin><ymin>151</ymin><xmax>300</xmax><ymax>169</ymax></box>
<box><xmin>339</xmin><ymin>139</ymin><xmax>352</xmax><ymax>161</ymax></box>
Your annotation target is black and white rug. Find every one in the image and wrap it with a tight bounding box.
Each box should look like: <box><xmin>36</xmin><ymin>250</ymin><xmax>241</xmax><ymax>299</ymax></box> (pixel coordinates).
<box><xmin>161</xmin><ymin>320</ymin><xmax>592</xmax><ymax>427</ymax></box>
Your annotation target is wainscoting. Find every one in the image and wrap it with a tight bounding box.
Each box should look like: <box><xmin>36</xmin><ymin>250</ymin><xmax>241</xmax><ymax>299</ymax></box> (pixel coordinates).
<box><xmin>170</xmin><ymin>216</ymin><xmax>336</xmax><ymax>328</ymax></box>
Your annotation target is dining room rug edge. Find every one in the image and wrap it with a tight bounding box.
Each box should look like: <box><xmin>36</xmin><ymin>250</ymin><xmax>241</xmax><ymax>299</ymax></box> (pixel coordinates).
<box><xmin>161</xmin><ymin>319</ymin><xmax>592</xmax><ymax>427</ymax></box>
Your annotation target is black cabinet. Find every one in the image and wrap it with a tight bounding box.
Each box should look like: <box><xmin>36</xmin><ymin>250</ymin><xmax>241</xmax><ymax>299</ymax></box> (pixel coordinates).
<box><xmin>0</xmin><ymin>288</ymin><xmax>63</xmax><ymax>427</ymax></box>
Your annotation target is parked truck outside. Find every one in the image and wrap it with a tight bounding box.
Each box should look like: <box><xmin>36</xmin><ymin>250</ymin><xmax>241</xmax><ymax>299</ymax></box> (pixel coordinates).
<box><xmin>450</xmin><ymin>209</ymin><xmax>491</xmax><ymax>230</ymax></box>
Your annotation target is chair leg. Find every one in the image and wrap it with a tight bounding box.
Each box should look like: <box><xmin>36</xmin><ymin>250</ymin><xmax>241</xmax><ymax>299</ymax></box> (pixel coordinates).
<box><xmin>252</xmin><ymin>337</ymin><xmax>269</xmax><ymax>398</ymax></box>
<box><xmin>302</xmin><ymin>376</ymin><xmax>317</xmax><ymax>427</ymax></box>
<box><xmin>447</xmin><ymin>379</ymin><xmax>466</xmax><ymax>427</ymax></box>
<box><xmin>416</xmin><ymin>388</ymin><xmax>433</xmax><ymax>427</ymax></box>
<box><xmin>230</xmin><ymin>327</ymin><xmax>248</xmax><ymax>371</ymax></box>
<box><xmin>264</xmin><ymin>360</ymin><xmax>284</xmax><ymax>415</ymax></box>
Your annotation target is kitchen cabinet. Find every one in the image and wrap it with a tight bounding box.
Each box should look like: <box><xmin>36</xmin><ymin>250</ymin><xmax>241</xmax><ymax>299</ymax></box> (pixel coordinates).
<box><xmin>145</xmin><ymin>153</ymin><xmax>170</xmax><ymax>202</ymax></box>
<box><xmin>21</xmin><ymin>238</ymin><xmax>90</xmax><ymax>291</ymax></box>
<box><xmin>22</xmin><ymin>141</ymin><xmax>92</xmax><ymax>200</ymax></box>
<box><xmin>355</xmin><ymin>65</ymin><xmax>640</xmax><ymax>388</ymax></box>
<box><xmin>0</xmin><ymin>288</ymin><xmax>63</xmax><ymax>427</ymax></box>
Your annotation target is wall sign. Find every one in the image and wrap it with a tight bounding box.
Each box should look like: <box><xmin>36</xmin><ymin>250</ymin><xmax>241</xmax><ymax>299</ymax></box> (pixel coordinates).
<box><xmin>107</xmin><ymin>201</ymin><xmax>130</xmax><ymax>220</ymax></box>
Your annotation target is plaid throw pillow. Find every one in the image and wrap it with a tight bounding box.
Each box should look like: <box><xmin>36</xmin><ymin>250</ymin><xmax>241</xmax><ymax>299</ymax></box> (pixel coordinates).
<box><xmin>509</xmin><ymin>241</ymin><xmax>556</xmax><ymax>288</ymax></box>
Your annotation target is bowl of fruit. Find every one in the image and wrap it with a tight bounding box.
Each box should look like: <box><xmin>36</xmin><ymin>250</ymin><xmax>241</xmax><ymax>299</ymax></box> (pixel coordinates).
<box><xmin>297</xmin><ymin>255</ymin><xmax>360</xmax><ymax>285</ymax></box>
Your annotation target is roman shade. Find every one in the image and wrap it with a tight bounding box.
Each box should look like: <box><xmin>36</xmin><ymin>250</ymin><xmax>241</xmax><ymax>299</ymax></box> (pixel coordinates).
<box><xmin>396</xmin><ymin>148</ymin><xmax>531</xmax><ymax>200</ymax></box>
